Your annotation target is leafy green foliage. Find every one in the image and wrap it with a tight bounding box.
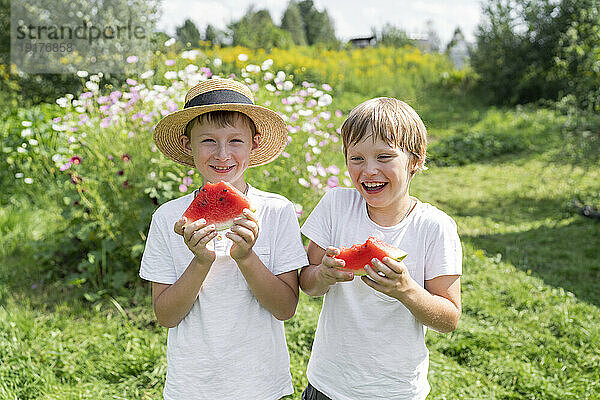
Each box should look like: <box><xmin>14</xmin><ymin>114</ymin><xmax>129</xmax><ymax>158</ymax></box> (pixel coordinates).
<box><xmin>176</xmin><ymin>19</ymin><xmax>202</xmax><ymax>48</ymax></box>
<box><xmin>472</xmin><ymin>0</ymin><xmax>600</xmax><ymax>110</ymax></box>
<box><xmin>229</xmin><ymin>8</ymin><xmax>293</xmax><ymax>50</ymax></box>
<box><xmin>281</xmin><ymin>1</ymin><xmax>307</xmax><ymax>46</ymax></box>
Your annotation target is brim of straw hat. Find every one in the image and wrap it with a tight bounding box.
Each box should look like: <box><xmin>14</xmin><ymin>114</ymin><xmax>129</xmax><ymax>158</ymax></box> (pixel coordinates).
<box><xmin>153</xmin><ymin>103</ymin><xmax>288</xmax><ymax>168</ymax></box>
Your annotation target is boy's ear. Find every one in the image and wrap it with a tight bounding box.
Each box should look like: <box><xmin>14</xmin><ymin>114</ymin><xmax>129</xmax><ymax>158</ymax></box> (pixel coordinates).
<box><xmin>179</xmin><ymin>135</ymin><xmax>192</xmax><ymax>154</ymax></box>
<box><xmin>251</xmin><ymin>133</ymin><xmax>261</xmax><ymax>151</ymax></box>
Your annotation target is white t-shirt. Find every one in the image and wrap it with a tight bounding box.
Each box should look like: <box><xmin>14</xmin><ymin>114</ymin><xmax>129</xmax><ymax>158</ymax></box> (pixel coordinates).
<box><xmin>301</xmin><ymin>187</ymin><xmax>462</xmax><ymax>400</ymax></box>
<box><xmin>139</xmin><ymin>184</ymin><xmax>308</xmax><ymax>400</ymax></box>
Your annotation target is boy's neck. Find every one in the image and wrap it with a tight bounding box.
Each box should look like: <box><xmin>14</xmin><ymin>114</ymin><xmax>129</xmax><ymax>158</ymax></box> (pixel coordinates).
<box><xmin>366</xmin><ymin>195</ymin><xmax>414</xmax><ymax>227</ymax></box>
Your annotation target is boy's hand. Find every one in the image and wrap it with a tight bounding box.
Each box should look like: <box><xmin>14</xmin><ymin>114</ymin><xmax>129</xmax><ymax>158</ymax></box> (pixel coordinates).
<box><xmin>227</xmin><ymin>209</ymin><xmax>259</xmax><ymax>262</ymax></box>
<box><xmin>174</xmin><ymin>217</ymin><xmax>217</xmax><ymax>265</ymax></box>
<box><xmin>361</xmin><ymin>257</ymin><xmax>414</xmax><ymax>300</ymax></box>
<box><xmin>317</xmin><ymin>247</ymin><xmax>355</xmax><ymax>285</ymax></box>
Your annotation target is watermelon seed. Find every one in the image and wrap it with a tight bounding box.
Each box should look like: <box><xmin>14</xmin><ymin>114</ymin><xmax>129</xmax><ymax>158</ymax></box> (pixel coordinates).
<box><xmin>223</xmin><ymin>189</ymin><xmax>227</xmax><ymax>192</ymax></box>
<box><xmin>219</xmin><ymin>197</ymin><xmax>223</xmax><ymax>201</ymax></box>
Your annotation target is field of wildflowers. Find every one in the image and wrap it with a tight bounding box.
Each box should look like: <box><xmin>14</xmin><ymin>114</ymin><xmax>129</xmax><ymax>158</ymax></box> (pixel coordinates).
<box><xmin>2</xmin><ymin>43</ymin><xmax>599</xmax><ymax>400</ymax></box>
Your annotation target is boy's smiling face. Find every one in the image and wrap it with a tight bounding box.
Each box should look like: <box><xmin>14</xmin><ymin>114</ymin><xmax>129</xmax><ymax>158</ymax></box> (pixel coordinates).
<box><xmin>180</xmin><ymin>115</ymin><xmax>260</xmax><ymax>192</ymax></box>
<box><xmin>346</xmin><ymin>133</ymin><xmax>414</xmax><ymax>225</ymax></box>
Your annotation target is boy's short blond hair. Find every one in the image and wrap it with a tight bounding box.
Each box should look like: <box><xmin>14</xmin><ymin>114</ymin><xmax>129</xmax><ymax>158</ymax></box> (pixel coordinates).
<box><xmin>184</xmin><ymin>110</ymin><xmax>257</xmax><ymax>139</ymax></box>
<box><xmin>340</xmin><ymin>97</ymin><xmax>427</xmax><ymax>173</ymax></box>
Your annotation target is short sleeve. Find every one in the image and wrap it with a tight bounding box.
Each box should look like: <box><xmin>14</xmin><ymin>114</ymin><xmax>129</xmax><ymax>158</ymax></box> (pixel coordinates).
<box><xmin>424</xmin><ymin>215</ymin><xmax>462</xmax><ymax>280</ymax></box>
<box><xmin>139</xmin><ymin>212</ymin><xmax>178</xmax><ymax>284</ymax></box>
<box><xmin>272</xmin><ymin>203</ymin><xmax>310</xmax><ymax>275</ymax></box>
<box><xmin>300</xmin><ymin>190</ymin><xmax>334</xmax><ymax>250</ymax></box>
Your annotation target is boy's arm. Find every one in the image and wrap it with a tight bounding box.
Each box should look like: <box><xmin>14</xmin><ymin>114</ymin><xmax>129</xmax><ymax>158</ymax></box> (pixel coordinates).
<box><xmin>152</xmin><ymin>256</ymin><xmax>213</xmax><ymax>328</ymax></box>
<box><xmin>299</xmin><ymin>240</ymin><xmax>354</xmax><ymax>297</ymax></box>
<box><xmin>235</xmin><ymin>253</ymin><xmax>299</xmax><ymax>321</ymax></box>
<box><xmin>152</xmin><ymin>217</ymin><xmax>217</xmax><ymax>328</ymax></box>
<box><xmin>362</xmin><ymin>258</ymin><xmax>461</xmax><ymax>333</ymax></box>
<box><xmin>227</xmin><ymin>209</ymin><xmax>300</xmax><ymax>321</ymax></box>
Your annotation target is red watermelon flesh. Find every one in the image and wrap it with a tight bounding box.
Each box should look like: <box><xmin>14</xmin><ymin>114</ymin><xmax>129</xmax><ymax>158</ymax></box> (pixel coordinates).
<box><xmin>182</xmin><ymin>181</ymin><xmax>251</xmax><ymax>230</ymax></box>
<box><xmin>333</xmin><ymin>237</ymin><xmax>408</xmax><ymax>276</ymax></box>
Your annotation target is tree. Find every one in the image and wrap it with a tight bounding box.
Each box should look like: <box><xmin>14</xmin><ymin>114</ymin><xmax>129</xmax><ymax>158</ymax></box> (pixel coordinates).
<box><xmin>372</xmin><ymin>23</ymin><xmax>414</xmax><ymax>47</ymax></box>
<box><xmin>205</xmin><ymin>24</ymin><xmax>225</xmax><ymax>47</ymax></box>
<box><xmin>297</xmin><ymin>0</ymin><xmax>338</xmax><ymax>46</ymax></box>
<box><xmin>425</xmin><ymin>20</ymin><xmax>441</xmax><ymax>53</ymax></box>
<box><xmin>229</xmin><ymin>7</ymin><xmax>293</xmax><ymax>50</ymax></box>
<box><xmin>176</xmin><ymin>19</ymin><xmax>202</xmax><ymax>47</ymax></box>
<box><xmin>471</xmin><ymin>0</ymin><xmax>600</xmax><ymax>109</ymax></box>
<box><xmin>281</xmin><ymin>1</ymin><xmax>306</xmax><ymax>46</ymax></box>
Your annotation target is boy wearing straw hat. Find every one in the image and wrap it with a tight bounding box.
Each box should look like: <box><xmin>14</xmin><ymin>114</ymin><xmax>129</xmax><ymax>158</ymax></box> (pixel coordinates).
<box><xmin>140</xmin><ymin>79</ymin><xmax>308</xmax><ymax>399</ymax></box>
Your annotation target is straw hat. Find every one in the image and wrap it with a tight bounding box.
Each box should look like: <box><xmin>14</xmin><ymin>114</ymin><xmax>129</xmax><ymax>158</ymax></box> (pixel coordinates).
<box><xmin>153</xmin><ymin>79</ymin><xmax>288</xmax><ymax>168</ymax></box>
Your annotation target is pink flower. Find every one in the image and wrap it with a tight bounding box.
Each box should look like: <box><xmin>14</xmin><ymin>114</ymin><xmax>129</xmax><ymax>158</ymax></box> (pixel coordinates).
<box><xmin>282</xmin><ymin>151</ymin><xmax>290</xmax><ymax>158</ymax></box>
<box><xmin>179</xmin><ymin>184</ymin><xmax>187</xmax><ymax>192</ymax></box>
<box><xmin>126</xmin><ymin>56</ymin><xmax>138</xmax><ymax>63</ymax></box>
<box><xmin>327</xmin><ymin>123</ymin><xmax>334</xmax><ymax>128</ymax></box>
<box><xmin>183</xmin><ymin>176</ymin><xmax>193</xmax><ymax>186</ymax></box>
<box><xmin>327</xmin><ymin>176</ymin><xmax>339</xmax><ymax>188</ymax></box>
<box><xmin>165</xmin><ymin>59</ymin><xmax>175</xmax><ymax>66</ymax></box>
<box><xmin>126</xmin><ymin>78</ymin><xmax>138</xmax><ymax>86</ymax></box>
<box><xmin>307</xmin><ymin>99</ymin><xmax>317</xmax><ymax>108</ymax></box>
<box><xmin>335</xmin><ymin>110</ymin><xmax>343</xmax><ymax>118</ymax></box>
<box><xmin>322</xmin><ymin>83</ymin><xmax>332</xmax><ymax>91</ymax></box>
<box><xmin>121</xmin><ymin>153</ymin><xmax>131</xmax><ymax>162</ymax></box>
<box><xmin>100</xmin><ymin>117</ymin><xmax>111</xmax><ymax>128</ymax></box>
<box><xmin>188</xmin><ymin>170</ymin><xmax>194</xmax><ymax>175</ymax></box>
<box><xmin>53</xmin><ymin>117</ymin><xmax>62</xmax><ymax>123</ymax></box>
<box><xmin>250</xmin><ymin>83</ymin><xmax>259</xmax><ymax>92</ymax></box>
<box><xmin>305</xmin><ymin>152</ymin><xmax>312</xmax><ymax>162</ymax></box>
<box><xmin>107</xmin><ymin>155</ymin><xmax>114</xmax><ymax>160</ymax></box>
<box><xmin>80</xmin><ymin>92</ymin><xmax>93</xmax><ymax>99</ymax></box>
<box><xmin>60</xmin><ymin>162</ymin><xmax>72</xmax><ymax>171</ymax></box>
<box><xmin>70</xmin><ymin>156</ymin><xmax>82</xmax><ymax>165</ymax></box>
<box><xmin>326</xmin><ymin>165</ymin><xmax>340</xmax><ymax>175</ymax></box>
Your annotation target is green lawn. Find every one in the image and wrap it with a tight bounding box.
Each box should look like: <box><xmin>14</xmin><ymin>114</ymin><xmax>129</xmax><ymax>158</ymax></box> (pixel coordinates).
<box><xmin>1</xmin><ymin>94</ymin><xmax>599</xmax><ymax>399</ymax></box>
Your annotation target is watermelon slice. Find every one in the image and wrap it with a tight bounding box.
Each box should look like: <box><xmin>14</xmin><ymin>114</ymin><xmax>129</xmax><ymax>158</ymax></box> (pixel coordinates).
<box><xmin>333</xmin><ymin>237</ymin><xmax>408</xmax><ymax>276</ymax></box>
<box><xmin>182</xmin><ymin>181</ymin><xmax>251</xmax><ymax>231</ymax></box>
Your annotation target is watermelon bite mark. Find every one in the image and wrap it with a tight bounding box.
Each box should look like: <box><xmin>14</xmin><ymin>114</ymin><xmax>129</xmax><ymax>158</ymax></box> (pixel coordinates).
<box><xmin>182</xmin><ymin>181</ymin><xmax>251</xmax><ymax>231</ymax></box>
<box><xmin>333</xmin><ymin>237</ymin><xmax>408</xmax><ymax>276</ymax></box>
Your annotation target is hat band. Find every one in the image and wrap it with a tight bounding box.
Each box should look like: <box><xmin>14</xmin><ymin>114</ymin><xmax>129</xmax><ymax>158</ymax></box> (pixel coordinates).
<box><xmin>184</xmin><ymin>89</ymin><xmax>253</xmax><ymax>109</ymax></box>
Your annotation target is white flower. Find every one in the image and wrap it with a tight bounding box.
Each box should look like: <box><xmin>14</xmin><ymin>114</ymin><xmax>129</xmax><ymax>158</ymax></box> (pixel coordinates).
<box><xmin>238</xmin><ymin>53</ymin><xmax>248</xmax><ymax>61</ymax></box>
<box><xmin>164</xmin><ymin>71</ymin><xmax>177</xmax><ymax>80</ymax></box>
<box><xmin>85</xmin><ymin>81</ymin><xmax>99</xmax><ymax>91</ymax></box>
<box><xmin>318</xmin><ymin>94</ymin><xmax>333</xmax><ymax>107</ymax></box>
<box><xmin>265</xmin><ymin>84</ymin><xmax>276</xmax><ymax>92</ymax></box>
<box><xmin>213</xmin><ymin>58</ymin><xmax>222</xmax><ymax>67</ymax></box>
<box><xmin>182</xmin><ymin>50</ymin><xmax>199</xmax><ymax>60</ymax></box>
<box><xmin>298</xmin><ymin>109</ymin><xmax>313</xmax><ymax>116</ymax></box>
<box><xmin>21</xmin><ymin>128</ymin><xmax>32</xmax><ymax>137</ymax></box>
<box><xmin>307</xmin><ymin>137</ymin><xmax>317</xmax><ymax>146</ymax></box>
<box><xmin>21</xmin><ymin>121</ymin><xmax>32</xmax><ymax>127</ymax></box>
<box><xmin>75</xmin><ymin>106</ymin><xmax>86</xmax><ymax>113</ymax></box>
<box><xmin>15</xmin><ymin>172</ymin><xmax>24</xmax><ymax>178</ymax></box>
<box><xmin>313</xmin><ymin>90</ymin><xmax>324</xmax><ymax>98</ymax></box>
<box><xmin>52</xmin><ymin>154</ymin><xmax>63</xmax><ymax>163</ymax></box>
<box><xmin>261</xmin><ymin>59</ymin><xmax>273</xmax><ymax>70</ymax></box>
<box><xmin>312</xmin><ymin>147</ymin><xmax>321</xmax><ymax>154</ymax></box>
<box><xmin>24</xmin><ymin>178</ymin><xmax>33</xmax><ymax>184</ymax></box>
<box><xmin>283</xmin><ymin>81</ymin><xmax>293</xmax><ymax>91</ymax></box>
<box><xmin>56</xmin><ymin>97</ymin><xmax>69</xmax><ymax>107</ymax></box>
<box><xmin>185</xmin><ymin>64</ymin><xmax>199</xmax><ymax>73</ymax></box>
<box><xmin>28</xmin><ymin>139</ymin><xmax>38</xmax><ymax>146</ymax></box>
<box><xmin>164</xmin><ymin>38</ymin><xmax>176</xmax><ymax>47</ymax></box>
<box><xmin>17</xmin><ymin>147</ymin><xmax>26</xmax><ymax>153</ymax></box>
<box><xmin>263</xmin><ymin>72</ymin><xmax>274</xmax><ymax>81</ymax></box>
<box><xmin>276</xmin><ymin>71</ymin><xmax>286</xmax><ymax>81</ymax></box>
<box><xmin>246</xmin><ymin>64</ymin><xmax>260</xmax><ymax>73</ymax></box>
<box><xmin>140</xmin><ymin>70</ymin><xmax>155</xmax><ymax>79</ymax></box>
<box><xmin>76</xmin><ymin>70</ymin><xmax>88</xmax><ymax>78</ymax></box>
<box><xmin>90</xmin><ymin>74</ymin><xmax>100</xmax><ymax>82</ymax></box>
<box><xmin>298</xmin><ymin>178</ymin><xmax>310</xmax><ymax>187</ymax></box>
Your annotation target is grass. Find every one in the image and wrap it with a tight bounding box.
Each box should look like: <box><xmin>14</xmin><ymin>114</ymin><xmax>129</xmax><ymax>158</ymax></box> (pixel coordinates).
<box><xmin>2</xmin><ymin>149</ymin><xmax>599</xmax><ymax>399</ymax></box>
<box><xmin>1</xmin><ymin>88</ymin><xmax>599</xmax><ymax>398</ymax></box>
